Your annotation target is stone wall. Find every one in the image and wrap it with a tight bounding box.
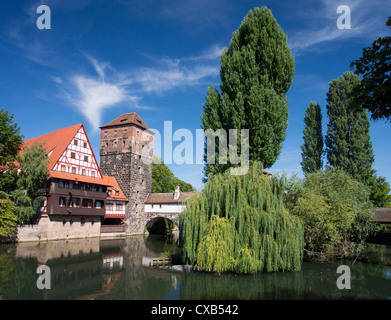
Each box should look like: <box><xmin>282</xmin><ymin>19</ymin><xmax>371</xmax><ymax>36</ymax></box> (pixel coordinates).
<box><xmin>17</xmin><ymin>215</ymin><xmax>102</xmax><ymax>242</ymax></box>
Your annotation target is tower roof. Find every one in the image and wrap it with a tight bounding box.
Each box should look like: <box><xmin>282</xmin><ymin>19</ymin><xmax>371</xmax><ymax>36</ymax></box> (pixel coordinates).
<box><xmin>99</xmin><ymin>113</ymin><xmax>149</xmax><ymax>130</ymax></box>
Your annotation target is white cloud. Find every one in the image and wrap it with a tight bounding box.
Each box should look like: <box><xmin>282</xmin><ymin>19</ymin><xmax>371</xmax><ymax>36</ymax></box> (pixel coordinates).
<box><xmin>288</xmin><ymin>0</ymin><xmax>391</xmax><ymax>54</ymax></box>
<box><xmin>70</xmin><ymin>75</ymin><xmax>134</xmax><ymax>129</ymax></box>
<box><xmin>67</xmin><ymin>46</ymin><xmax>220</xmax><ymax>129</ymax></box>
<box><xmin>135</xmin><ymin>63</ymin><xmax>219</xmax><ymax>93</ymax></box>
<box><xmin>185</xmin><ymin>45</ymin><xmax>225</xmax><ymax>61</ymax></box>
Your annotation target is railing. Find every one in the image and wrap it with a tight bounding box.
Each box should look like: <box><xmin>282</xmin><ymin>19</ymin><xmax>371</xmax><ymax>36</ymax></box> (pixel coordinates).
<box><xmin>100</xmin><ymin>225</ymin><xmax>126</xmax><ymax>233</ymax></box>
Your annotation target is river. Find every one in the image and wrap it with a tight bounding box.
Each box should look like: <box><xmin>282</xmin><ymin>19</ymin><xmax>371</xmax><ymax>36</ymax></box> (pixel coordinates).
<box><xmin>0</xmin><ymin>235</ymin><xmax>390</xmax><ymax>300</ymax></box>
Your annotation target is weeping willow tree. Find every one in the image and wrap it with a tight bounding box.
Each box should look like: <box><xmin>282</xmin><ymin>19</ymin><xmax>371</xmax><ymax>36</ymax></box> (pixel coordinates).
<box><xmin>180</xmin><ymin>162</ymin><xmax>304</xmax><ymax>274</ymax></box>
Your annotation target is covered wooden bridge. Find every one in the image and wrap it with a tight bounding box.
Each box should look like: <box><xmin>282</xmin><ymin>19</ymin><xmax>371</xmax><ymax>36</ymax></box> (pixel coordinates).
<box><xmin>372</xmin><ymin>208</ymin><xmax>391</xmax><ymax>224</ymax></box>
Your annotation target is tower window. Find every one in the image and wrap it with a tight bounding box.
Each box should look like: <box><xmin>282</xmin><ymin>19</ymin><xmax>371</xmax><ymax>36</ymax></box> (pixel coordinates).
<box><xmin>124</xmin><ymin>129</ymin><xmax>127</xmax><ymax>134</ymax></box>
<box><xmin>104</xmin><ymin>131</ymin><xmax>107</xmax><ymax>137</ymax></box>
<box><xmin>114</xmin><ymin>130</ymin><xmax>117</xmax><ymax>136</ymax></box>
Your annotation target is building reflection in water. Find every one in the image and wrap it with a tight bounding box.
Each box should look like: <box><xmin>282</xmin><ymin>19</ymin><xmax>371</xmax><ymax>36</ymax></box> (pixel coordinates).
<box><xmin>10</xmin><ymin>235</ymin><xmax>175</xmax><ymax>300</ymax></box>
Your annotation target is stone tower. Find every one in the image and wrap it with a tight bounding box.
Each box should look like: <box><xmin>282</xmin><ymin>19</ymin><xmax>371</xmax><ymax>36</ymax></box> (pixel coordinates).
<box><xmin>99</xmin><ymin>113</ymin><xmax>154</xmax><ymax>234</ymax></box>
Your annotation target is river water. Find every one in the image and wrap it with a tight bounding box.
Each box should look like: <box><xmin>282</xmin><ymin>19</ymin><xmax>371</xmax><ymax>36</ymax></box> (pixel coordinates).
<box><xmin>0</xmin><ymin>235</ymin><xmax>390</xmax><ymax>300</ymax></box>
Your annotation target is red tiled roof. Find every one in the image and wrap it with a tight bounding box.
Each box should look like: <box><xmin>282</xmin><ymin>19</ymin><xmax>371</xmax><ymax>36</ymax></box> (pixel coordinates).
<box><xmin>21</xmin><ymin>123</ymin><xmax>108</xmax><ymax>186</ymax></box>
<box><xmin>145</xmin><ymin>191</ymin><xmax>198</xmax><ymax>204</ymax></box>
<box><xmin>104</xmin><ymin>175</ymin><xmax>128</xmax><ymax>201</ymax></box>
<box><xmin>50</xmin><ymin>171</ymin><xmax>112</xmax><ymax>186</ymax></box>
<box><xmin>99</xmin><ymin>113</ymin><xmax>149</xmax><ymax>130</ymax></box>
<box><xmin>22</xmin><ymin>123</ymin><xmax>83</xmax><ymax>171</ymax></box>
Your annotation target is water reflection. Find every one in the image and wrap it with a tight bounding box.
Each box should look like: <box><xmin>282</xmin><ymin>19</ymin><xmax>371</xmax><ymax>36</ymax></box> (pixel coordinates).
<box><xmin>0</xmin><ymin>237</ymin><xmax>390</xmax><ymax>300</ymax></box>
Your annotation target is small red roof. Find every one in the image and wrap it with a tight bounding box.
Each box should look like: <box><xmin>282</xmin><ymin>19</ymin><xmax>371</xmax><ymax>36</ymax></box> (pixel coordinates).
<box><xmin>104</xmin><ymin>176</ymin><xmax>128</xmax><ymax>201</ymax></box>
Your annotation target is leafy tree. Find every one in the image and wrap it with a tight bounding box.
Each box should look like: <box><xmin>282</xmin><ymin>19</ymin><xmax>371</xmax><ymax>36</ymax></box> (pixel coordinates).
<box><xmin>369</xmin><ymin>174</ymin><xmax>391</xmax><ymax>207</ymax></box>
<box><xmin>180</xmin><ymin>161</ymin><xmax>304</xmax><ymax>273</ymax></box>
<box><xmin>201</xmin><ymin>6</ymin><xmax>294</xmax><ymax>180</ymax></box>
<box><xmin>152</xmin><ymin>155</ymin><xmax>194</xmax><ymax>193</ymax></box>
<box><xmin>0</xmin><ymin>191</ymin><xmax>18</xmax><ymax>238</ymax></box>
<box><xmin>300</xmin><ymin>101</ymin><xmax>324</xmax><ymax>175</ymax></box>
<box><xmin>350</xmin><ymin>17</ymin><xmax>391</xmax><ymax>123</ymax></box>
<box><xmin>288</xmin><ymin>169</ymin><xmax>376</xmax><ymax>259</ymax></box>
<box><xmin>0</xmin><ymin>109</ymin><xmax>24</xmax><ymax>192</ymax></box>
<box><xmin>325</xmin><ymin>71</ymin><xmax>375</xmax><ymax>185</ymax></box>
<box><xmin>171</xmin><ymin>177</ymin><xmax>194</xmax><ymax>193</ymax></box>
<box><xmin>12</xmin><ymin>142</ymin><xmax>49</xmax><ymax>223</ymax></box>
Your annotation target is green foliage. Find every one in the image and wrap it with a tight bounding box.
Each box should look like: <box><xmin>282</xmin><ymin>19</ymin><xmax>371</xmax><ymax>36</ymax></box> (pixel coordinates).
<box><xmin>0</xmin><ymin>109</ymin><xmax>23</xmax><ymax>192</ymax></box>
<box><xmin>325</xmin><ymin>71</ymin><xmax>375</xmax><ymax>185</ymax></box>
<box><xmin>368</xmin><ymin>174</ymin><xmax>391</xmax><ymax>207</ymax></box>
<box><xmin>0</xmin><ymin>191</ymin><xmax>18</xmax><ymax>238</ymax></box>
<box><xmin>180</xmin><ymin>161</ymin><xmax>304</xmax><ymax>274</ymax></box>
<box><xmin>152</xmin><ymin>155</ymin><xmax>194</xmax><ymax>193</ymax></box>
<box><xmin>300</xmin><ymin>101</ymin><xmax>324</xmax><ymax>175</ymax></box>
<box><xmin>12</xmin><ymin>142</ymin><xmax>49</xmax><ymax>223</ymax></box>
<box><xmin>350</xmin><ymin>17</ymin><xmax>391</xmax><ymax>123</ymax></box>
<box><xmin>287</xmin><ymin>169</ymin><xmax>376</xmax><ymax>258</ymax></box>
<box><xmin>201</xmin><ymin>6</ymin><xmax>294</xmax><ymax>180</ymax></box>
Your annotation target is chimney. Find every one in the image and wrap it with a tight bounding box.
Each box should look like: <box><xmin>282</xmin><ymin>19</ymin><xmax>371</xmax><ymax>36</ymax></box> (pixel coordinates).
<box><xmin>174</xmin><ymin>185</ymin><xmax>180</xmax><ymax>200</ymax></box>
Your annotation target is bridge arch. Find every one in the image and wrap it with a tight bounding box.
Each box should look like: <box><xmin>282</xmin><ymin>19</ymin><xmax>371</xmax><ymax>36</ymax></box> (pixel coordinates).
<box><xmin>144</xmin><ymin>213</ymin><xmax>180</xmax><ymax>235</ymax></box>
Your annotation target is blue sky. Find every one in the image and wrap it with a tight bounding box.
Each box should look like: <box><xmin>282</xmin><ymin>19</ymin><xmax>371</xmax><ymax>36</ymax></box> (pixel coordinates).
<box><xmin>1</xmin><ymin>0</ymin><xmax>390</xmax><ymax>190</ymax></box>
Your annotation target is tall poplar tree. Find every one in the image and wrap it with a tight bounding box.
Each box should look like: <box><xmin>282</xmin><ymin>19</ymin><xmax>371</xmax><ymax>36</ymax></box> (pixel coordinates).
<box><xmin>201</xmin><ymin>6</ymin><xmax>295</xmax><ymax>179</ymax></box>
<box><xmin>300</xmin><ymin>102</ymin><xmax>324</xmax><ymax>175</ymax></box>
<box><xmin>325</xmin><ymin>71</ymin><xmax>375</xmax><ymax>185</ymax></box>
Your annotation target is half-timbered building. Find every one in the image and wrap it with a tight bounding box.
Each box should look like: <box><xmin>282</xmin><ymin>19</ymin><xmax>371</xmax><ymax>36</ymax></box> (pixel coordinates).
<box><xmin>18</xmin><ymin>123</ymin><xmax>126</xmax><ymax>241</ymax></box>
